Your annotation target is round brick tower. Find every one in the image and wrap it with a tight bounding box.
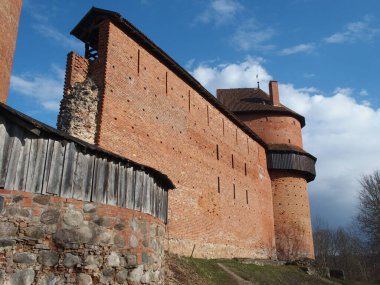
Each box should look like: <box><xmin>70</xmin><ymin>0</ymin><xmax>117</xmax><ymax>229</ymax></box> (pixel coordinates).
<box><xmin>217</xmin><ymin>81</ymin><xmax>316</xmax><ymax>260</ymax></box>
<box><xmin>0</xmin><ymin>0</ymin><xmax>22</xmax><ymax>103</ymax></box>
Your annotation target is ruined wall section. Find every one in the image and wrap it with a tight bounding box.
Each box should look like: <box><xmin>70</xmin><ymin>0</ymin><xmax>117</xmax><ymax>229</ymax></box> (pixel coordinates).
<box><xmin>58</xmin><ymin>53</ymin><xmax>100</xmax><ymax>144</ymax></box>
<box><xmin>0</xmin><ymin>189</ymin><xmax>165</xmax><ymax>285</ymax></box>
<box><xmin>91</xmin><ymin>21</ymin><xmax>276</xmax><ymax>259</ymax></box>
<box><xmin>0</xmin><ymin>0</ymin><xmax>22</xmax><ymax>103</ymax></box>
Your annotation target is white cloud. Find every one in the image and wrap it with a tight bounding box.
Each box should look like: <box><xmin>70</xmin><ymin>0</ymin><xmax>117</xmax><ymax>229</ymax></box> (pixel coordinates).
<box><xmin>324</xmin><ymin>16</ymin><xmax>380</xmax><ymax>44</ymax></box>
<box><xmin>33</xmin><ymin>24</ymin><xmax>82</xmax><ymax>51</ymax></box>
<box><xmin>359</xmin><ymin>89</ymin><xmax>369</xmax><ymax>97</ymax></box>
<box><xmin>191</xmin><ymin>57</ymin><xmax>271</xmax><ymax>94</ymax></box>
<box><xmin>279</xmin><ymin>43</ymin><xmax>316</xmax><ymax>55</ymax></box>
<box><xmin>191</xmin><ymin>58</ymin><xmax>380</xmax><ymax>227</ymax></box>
<box><xmin>10</xmin><ymin>65</ymin><xmax>64</xmax><ymax>111</ymax></box>
<box><xmin>232</xmin><ymin>19</ymin><xmax>275</xmax><ymax>51</ymax></box>
<box><xmin>196</xmin><ymin>0</ymin><xmax>243</xmax><ymax>25</ymax></box>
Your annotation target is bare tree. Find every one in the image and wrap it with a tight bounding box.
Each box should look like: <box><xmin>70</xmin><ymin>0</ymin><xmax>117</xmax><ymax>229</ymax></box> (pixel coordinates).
<box><xmin>357</xmin><ymin>170</ymin><xmax>380</xmax><ymax>253</ymax></box>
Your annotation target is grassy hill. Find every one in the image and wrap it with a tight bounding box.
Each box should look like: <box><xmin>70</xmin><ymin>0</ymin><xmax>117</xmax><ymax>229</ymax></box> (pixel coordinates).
<box><xmin>165</xmin><ymin>254</ymin><xmax>379</xmax><ymax>285</ymax></box>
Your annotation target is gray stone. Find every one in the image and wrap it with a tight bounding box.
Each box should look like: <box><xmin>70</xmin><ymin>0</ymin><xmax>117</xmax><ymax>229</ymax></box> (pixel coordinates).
<box><xmin>94</xmin><ymin>217</ymin><xmax>112</xmax><ymax>228</ymax></box>
<box><xmin>152</xmin><ymin>270</ymin><xmax>161</xmax><ymax>282</ymax></box>
<box><xmin>142</xmin><ymin>252</ymin><xmax>149</xmax><ymax>264</ymax></box>
<box><xmin>129</xmin><ymin>234</ymin><xmax>138</xmax><ymax>248</ymax></box>
<box><xmin>40</xmin><ymin>209</ymin><xmax>60</xmax><ymax>224</ymax></box>
<box><xmin>125</xmin><ymin>254</ymin><xmax>137</xmax><ymax>268</ymax></box>
<box><xmin>85</xmin><ymin>255</ymin><xmax>103</xmax><ymax>269</ymax></box>
<box><xmin>53</xmin><ymin>228</ymin><xmax>79</xmax><ymax>248</ymax></box>
<box><xmin>77</xmin><ymin>226</ymin><xmax>94</xmax><ymax>243</ymax></box>
<box><xmin>0</xmin><ymin>196</ymin><xmax>4</xmax><ymax>212</ymax></box>
<box><xmin>107</xmin><ymin>252</ymin><xmax>120</xmax><ymax>267</ymax></box>
<box><xmin>12</xmin><ymin>196</ymin><xmax>23</xmax><ymax>203</ymax></box>
<box><xmin>114</xmin><ymin>223</ymin><xmax>125</xmax><ymax>231</ymax></box>
<box><xmin>127</xmin><ymin>265</ymin><xmax>144</xmax><ymax>282</ymax></box>
<box><xmin>140</xmin><ymin>271</ymin><xmax>151</xmax><ymax>284</ymax></box>
<box><xmin>11</xmin><ymin>269</ymin><xmax>35</xmax><ymax>285</ymax></box>
<box><xmin>63</xmin><ymin>253</ymin><xmax>81</xmax><ymax>268</ymax></box>
<box><xmin>38</xmin><ymin>251</ymin><xmax>59</xmax><ymax>267</ymax></box>
<box><xmin>0</xmin><ymin>238</ymin><xmax>16</xmax><ymax>247</ymax></box>
<box><xmin>7</xmin><ymin>207</ymin><xmax>31</xmax><ymax>218</ymax></box>
<box><xmin>24</xmin><ymin>226</ymin><xmax>45</xmax><ymax>239</ymax></box>
<box><xmin>100</xmin><ymin>269</ymin><xmax>114</xmax><ymax>284</ymax></box>
<box><xmin>63</xmin><ymin>210</ymin><xmax>83</xmax><ymax>227</ymax></box>
<box><xmin>98</xmin><ymin>230</ymin><xmax>112</xmax><ymax>244</ymax></box>
<box><xmin>0</xmin><ymin>270</ymin><xmax>4</xmax><ymax>284</ymax></box>
<box><xmin>113</xmin><ymin>234</ymin><xmax>125</xmax><ymax>248</ymax></box>
<box><xmin>83</xmin><ymin>203</ymin><xmax>96</xmax><ymax>213</ymax></box>
<box><xmin>77</xmin><ymin>273</ymin><xmax>92</xmax><ymax>285</ymax></box>
<box><xmin>0</xmin><ymin>221</ymin><xmax>17</xmax><ymax>237</ymax></box>
<box><xmin>33</xmin><ymin>195</ymin><xmax>50</xmax><ymax>205</ymax></box>
<box><xmin>37</xmin><ymin>274</ymin><xmax>61</xmax><ymax>285</ymax></box>
<box><xmin>150</xmin><ymin>224</ymin><xmax>157</xmax><ymax>238</ymax></box>
<box><xmin>13</xmin><ymin>252</ymin><xmax>36</xmax><ymax>264</ymax></box>
<box><xmin>115</xmin><ymin>270</ymin><xmax>129</xmax><ymax>284</ymax></box>
<box><xmin>129</xmin><ymin>218</ymin><xmax>138</xmax><ymax>231</ymax></box>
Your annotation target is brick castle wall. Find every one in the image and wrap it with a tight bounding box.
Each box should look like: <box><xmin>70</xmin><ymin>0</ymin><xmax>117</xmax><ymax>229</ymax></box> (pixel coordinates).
<box><xmin>236</xmin><ymin>112</ymin><xmax>314</xmax><ymax>259</ymax></box>
<box><xmin>61</xmin><ymin>20</ymin><xmax>277</xmax><ymax>259</ymax></box>
<box><xmin>0</xmin><ymin>189</ymin><xmax>165</xmax><ymax>284</ymax></box>
<box><xmin>0</xmin><ymin>0</ymin><xmax>22</xmax><ymax>103</ymax></box>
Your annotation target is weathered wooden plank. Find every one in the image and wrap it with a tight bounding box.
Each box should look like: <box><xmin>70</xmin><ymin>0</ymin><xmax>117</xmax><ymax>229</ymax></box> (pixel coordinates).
<box><xmin>106</xmin><ymin>161</ymin><xmax>117</xmax><ymax>206</ymax></box>
<box><xmin>157</xmin><ymin>185</ymin><xmax>163</xmax><ymax>220</ymax></box>
<box><xmin>4</xmin><ymin>125</ymin><xmax>24</xmax><ymax>189</ymax></box>
<box><xmin>126</xmin><ymin>167</ymin><xmax>135</xmax><ymax>210</ymax></box>
<box><xmin>41</xmin><ymin>139</ymin><xmax>56</xmax><ymax>194</ymax></box>
<box><xmin>118</xmin><ymin>164</ymin><xmax>126</xmax><ymax>208</ymax></box>
<box><xmin>134</xmin><ymin>170</ymin><xmax>144</xmax><ymax>211</ymax></box>
<box><xmin>152</xmin><ymin>182</ymin><xmax>158</xmax><ymax>218</ymax></box>
<box><xmin>163</xmin><ymin>189</ymin><xmax>168</xmax><ymax>223</ymax></box>
<box><xmin>46</xmin><ymin>140</ymin><xmax>65</xmax><ymax>195</ymax></box>
<box><xmin>149</xmin><ymin>177</ymin><xmax>156</xmax><ymax>216</ymax></box>
<box><xmin>14</xmin><ymin>135</ymin><xmax>33</xmax><ymax>191</ymax></box>
<box><xmin>93</xmin><ymin>157</ymin><xmax>107</xmax><ymax>203</ymax></box>
<box><xmin>0</xmin><ymin>117</ymin><xmax>11</xmax><ymax>186</ymax></box>
<box><xmin>27</xmin><ymin>138</ymin><xmax>48</xmax><ymax>193</ymax></box>
<box><xmin>83</xmin><ymin>154</ymin><xmax>95</xmax><ymax>202</ymax></box>
<box><xmin>61</xmin><ymin>142</ymin><xmax>77</xmax><ymax>198</ymax></box>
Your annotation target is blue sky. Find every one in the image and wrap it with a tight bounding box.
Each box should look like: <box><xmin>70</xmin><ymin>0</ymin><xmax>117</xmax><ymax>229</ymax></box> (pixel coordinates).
<box><xmin>8</xmin><ymin>0</ymin><xmax>380</xmax><ymax>229</ymax></box>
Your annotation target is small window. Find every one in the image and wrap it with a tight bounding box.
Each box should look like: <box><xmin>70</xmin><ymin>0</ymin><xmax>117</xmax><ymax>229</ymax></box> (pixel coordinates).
<box><xmin>217</xmin><ymin>177</ymin><xmax>220</xmax><ymax>193</ymax></box>
<box><xmin>246</xmin><ymin>190</ymin><xmax>249</xmax><ymax>204</ymax></box>
<box><xmin>244</xmin><ymin>163</ymin><xmax>247</xmax><ymax>176</ymax></box>
<box><xmin>216</xmin><ymin>144</ymin><xmax>219</xmax><ymax>160</ymax></box>
<box><xmin>231</xmin><ymin>154</ymin><xmax>234</xmax><ymax>169</ymax></box>
<box><xmin>233</xmin><ymin>184</ymin><xmax>236</xmax><ymax>199</ymax></box>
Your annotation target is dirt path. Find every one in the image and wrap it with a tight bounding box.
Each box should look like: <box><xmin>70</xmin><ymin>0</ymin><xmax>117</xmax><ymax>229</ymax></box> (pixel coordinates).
<box><xmin>217</xmin><ymin>263</ymin><xmax>255</xmax><ymax>285</ymax></box>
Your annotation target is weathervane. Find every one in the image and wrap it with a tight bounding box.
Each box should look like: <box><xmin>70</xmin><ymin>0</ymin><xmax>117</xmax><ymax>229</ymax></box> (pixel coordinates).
<box><xmin>256</xmin><ymin>74</ymin><xmax>260</xmax><ymax>88</ymax></box>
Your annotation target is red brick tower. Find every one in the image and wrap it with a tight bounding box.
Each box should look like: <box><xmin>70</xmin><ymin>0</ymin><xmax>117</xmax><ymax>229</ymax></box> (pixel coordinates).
<box><xmin>0</xmin><ymin>0</ymin><xmax>22</xmax><ymax>103</ymax></box>
<box><xmin>218</xmin><ymin>81</ymin><xmax>316</xmax><ymax>260</ymax></box>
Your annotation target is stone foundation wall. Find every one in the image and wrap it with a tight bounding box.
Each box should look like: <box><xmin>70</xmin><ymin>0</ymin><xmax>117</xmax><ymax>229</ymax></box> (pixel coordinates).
<box><xmin>0</xmin><ymin>189</ymin><xmax>165</xmax><ymax>285</ymax></box>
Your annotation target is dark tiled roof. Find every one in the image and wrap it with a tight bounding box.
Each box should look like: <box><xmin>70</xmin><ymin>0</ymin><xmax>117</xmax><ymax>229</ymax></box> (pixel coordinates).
<box><xmin>217</xmin><ymin>88</ymin><xmax>306</xmax><ymax>127</ymax></box>
<box><xmin>70</xmin><ymin>7</ymin><xmax>267</xmax><ymax>148</ymax></box>
<box><xmin>267</xmin><ymin>144</ymin><xmax>316</xmax><ymax>160</ymax></box>
<box><xmin>0</xmin><ymin>102</ymin><xmax>175</xmax><ymax>189</ymax></box>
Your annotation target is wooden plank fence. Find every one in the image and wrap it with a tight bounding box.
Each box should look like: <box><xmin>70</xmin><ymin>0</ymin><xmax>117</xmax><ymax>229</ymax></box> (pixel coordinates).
<box><xmin>0</xmin><ymin>112</ymin><xmax>170</xmax><ymax>222</ymax></box>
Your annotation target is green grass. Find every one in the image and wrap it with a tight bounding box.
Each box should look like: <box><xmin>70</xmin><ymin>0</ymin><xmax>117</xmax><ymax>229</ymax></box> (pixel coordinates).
<box><xmin>168</xmin><ymin>255</ymin><xmax>379</xmax><ymax>285</ymax></box>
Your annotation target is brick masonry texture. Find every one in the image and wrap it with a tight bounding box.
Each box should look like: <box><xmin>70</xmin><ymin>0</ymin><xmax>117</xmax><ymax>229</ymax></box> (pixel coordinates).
<box><xmin>238</xmin><ymin>114</ymin><xmax>304</xmax><ymax>148</ymax></box>
<box><xmin>0</xmin><ymin>0</ymin><xmax>22</xmax><ymax>103</ymax></box>
<box><xmin>0</xmin><ymin>189</ymin><xmax>165</xmax><ymax>285</ymax></box>
<box><xmin>236</xmin><ymin>113</ymin><xmax>314</xmax><ymax>259</ymax></box>
<box><xmin>63</xmin><ymin>20</ymin><xmax>277</xmax><ymax>259</ymax></box>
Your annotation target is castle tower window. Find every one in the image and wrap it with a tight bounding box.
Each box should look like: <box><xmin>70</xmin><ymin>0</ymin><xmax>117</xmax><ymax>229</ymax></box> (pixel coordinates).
<box><xmin>231</xmin><ymin>154</ymin><xmax>234</xmax><ymax>169</ymax></box>
<box><xmin>137</xmin><ymin>49</ymin><xmax>140</xmax><ymax>74</ymax></box>
<box><xmin>244</xmin><ymin>163</ymin><xmax>247</xmax><ymax>176</ymax></box>
<box><xmin>233</xmin><ymin>183</ymin><xmax>236</xmax><ymax>199</ymax></box>
<box><xmin>246</xmin><ymin>190</ymin><xmax>249</xmax><ymax>204</ymax></box>
<box><xmin>85</xmin><ymin>43</ymin><xmax>98</xmax><ymax>60</ymax></box>
<box><xmin>216</xmin><ymin>144</ymin><xmax>219</xmax><ymax>160</ymax></box>
<box><xmin>217</xmin><ymin>177</ymin><xmax>220</xmax><ymax>193</ymax></box>
<box><xmin>207</xmin><ymin>105</ymin><xmax>210</xmax><ymax>125</ymax></box>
